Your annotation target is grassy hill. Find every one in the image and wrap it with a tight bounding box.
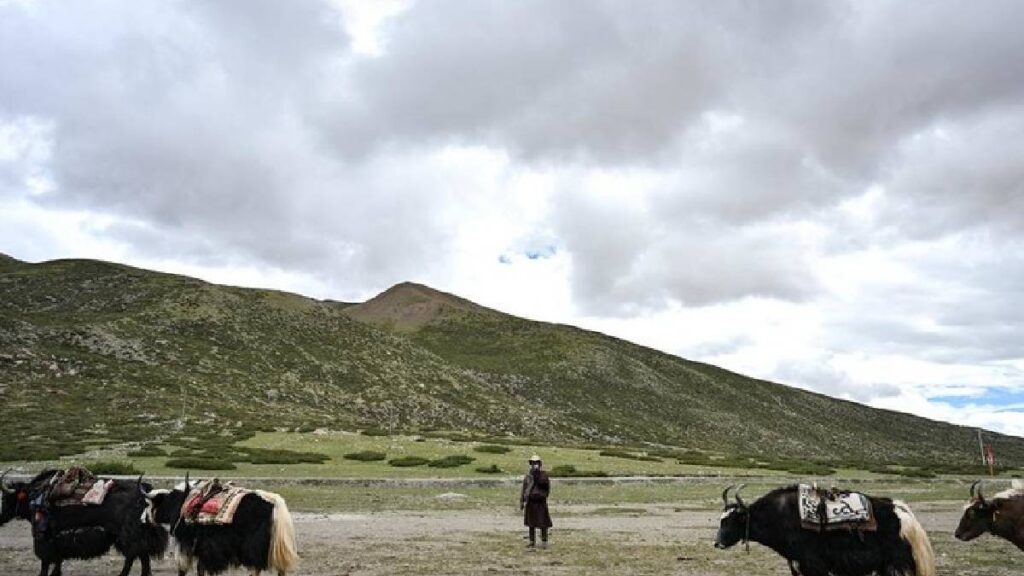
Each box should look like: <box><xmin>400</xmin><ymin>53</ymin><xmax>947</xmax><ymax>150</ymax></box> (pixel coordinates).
<box><xmin>1</xmin><ymin>254</ymin><xmax>1022</xmax><ymax>469</ymax></box>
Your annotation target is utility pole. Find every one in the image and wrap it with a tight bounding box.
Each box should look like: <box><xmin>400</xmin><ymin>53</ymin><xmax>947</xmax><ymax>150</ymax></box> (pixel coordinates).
<box><xmin>977</xmin><ymin>429</ymin><xmax>986</xmax><ymax>466</ymax></box>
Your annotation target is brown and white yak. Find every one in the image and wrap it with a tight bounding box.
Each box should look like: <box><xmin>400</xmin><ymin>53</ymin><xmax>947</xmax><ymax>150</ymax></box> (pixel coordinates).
<box><xmin>147</xmin><ymin>476</ymin><xmax>298</xmax><ymax>576</ymax></box>
<box><xmin>955</xmin><ymin>479</ymin><xmax>1024</xmax><ymax>550</ymax></box>
<box><xmin>715</xmin><ymin>484</ymin><xmax>935</xmax><ymax>576</ymax></box>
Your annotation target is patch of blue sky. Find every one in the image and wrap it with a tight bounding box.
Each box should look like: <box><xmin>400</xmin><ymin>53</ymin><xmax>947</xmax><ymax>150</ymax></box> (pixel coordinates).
<box><xmin>525</xmin><ymin>245</ymin><xmax>557</xmax><ymax>260</ymax></box>
<box><xmin>932</xmin><ymin>388</ymin><xmax>1024</xmax><ymax>411</ymax></box>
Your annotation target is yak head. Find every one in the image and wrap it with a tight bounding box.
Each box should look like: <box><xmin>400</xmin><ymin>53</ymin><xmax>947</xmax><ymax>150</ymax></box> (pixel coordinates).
<box><xmin>146</xmin><ymin>472</ymin><xmax>196</xmax><ymax>526</ymax></box>
<box><xmin>956</xmin><ymin>480</ymin><xmax>997</xmax><ymax>541</ymax></box>
<box><xmin>0</xmin><ymin>469</ymin><xmax>31</xmax><ymax>525</ymax></box>
<box><xmin>714</xmin><ymin>484</ymin><xmax>749</xmax><ymax>549</ymax></box>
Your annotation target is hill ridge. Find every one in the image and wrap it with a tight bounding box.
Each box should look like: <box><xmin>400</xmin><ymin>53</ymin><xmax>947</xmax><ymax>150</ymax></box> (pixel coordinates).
<box><xmin>343</xmin><ymin>281</ymin><xmax>497</xmax><ymax>332</ymax></box>
<box><xmin>1</xmin><ymin>254</ymin><xmax>1022</xmax><ymax>468</ymax></box>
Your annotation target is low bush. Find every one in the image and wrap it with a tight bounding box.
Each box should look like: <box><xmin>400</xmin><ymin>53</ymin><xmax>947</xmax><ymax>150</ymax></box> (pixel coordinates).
<box><xmin>127</xmin><ymin>445</ymin><xmax>167</xmax><ymax>457</ymax></box>
<box><xmin>784</xmin><ymin>463</ymin><xmax>836</xmax><ymax>476</ymax></box>
<box><xmin>476</xmin><ymin>464</ymin><xmax>503</xmax><ymax>474</ymax></box>
<box><xmin>388</xmin><ymin>456</ymin><xmax>430</xmax><ymax>467</ymax></box>
<box><xmin>361</xmin><ymin>428</ymin><xmax>388</xmax><ymax>437</ymax></box>
<box><xmin>244</xmin><ymin>448</ymin><xmax>329</xmax><ymax>465</ymax></box>
<box><xmin>549</xmin><ymin>464</ymin><xmax>608</xmax><ymax>478</ymax></box>
<box><xmin>428</xmin><ymin>455</ymin><xmax>476</xmax><ymax>468</ymax></box>
<box><xmin>474</xmin><ymin>445</ymin><xmax>512</xmax><ymax>454</ymax></box>
<box><xmin>343</xmin><ymin>451</ymin><xmax>387</xmax><ymax>462</ymax></box>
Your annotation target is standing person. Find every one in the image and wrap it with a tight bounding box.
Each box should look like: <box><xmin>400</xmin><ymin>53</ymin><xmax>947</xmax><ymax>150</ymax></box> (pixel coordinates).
<box><xmin>519</xmin><ymin>455</ymin><xmax>552</xmax><ymax>548</ymax></box>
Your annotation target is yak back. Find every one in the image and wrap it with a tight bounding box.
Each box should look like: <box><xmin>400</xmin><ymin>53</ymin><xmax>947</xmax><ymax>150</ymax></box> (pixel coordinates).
<box><xmin>173</xmin><ymin>492</ymin><xmax>276</xmax><ymax>574</ymax></box>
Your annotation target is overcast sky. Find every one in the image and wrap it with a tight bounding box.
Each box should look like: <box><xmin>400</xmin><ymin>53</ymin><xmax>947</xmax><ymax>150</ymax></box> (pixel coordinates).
<box><xmin>2</xmin><ymin>0</ymin><xmax>1023</xmax><ymax>438</ymax></box>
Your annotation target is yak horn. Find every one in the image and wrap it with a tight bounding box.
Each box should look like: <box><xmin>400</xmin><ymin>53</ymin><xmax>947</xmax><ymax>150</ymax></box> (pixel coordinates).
<box><xmin>970</xmin><ymin>480</ymin><xmax>978</xmax><ymax>498</ymax></box>
<box><xmin>184</xmin><ymin>471</ymin><xmax>190</xmax><ymax>491</ymax></box>
<box><xmin>734</xmin><ymin>484</ymin><xmax>747</xmax><ymax>508</ymax></box>
<box><xmin>0</xmin><ymin>468</ymin><xmax>12</xmax><ymax>494</ymax></box>
<box><xmin>722</xmin><ymin>485</ymin><xmax>735</xmax><ymax>505</ymax></box>
<box><xmin>975</xmin><ymin>479</ymin><xmax>986</xmax><ymax>503</ymax></box>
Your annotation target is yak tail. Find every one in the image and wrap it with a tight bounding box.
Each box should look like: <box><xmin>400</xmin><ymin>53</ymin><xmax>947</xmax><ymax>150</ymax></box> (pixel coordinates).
<box><xmin>255</xmin><ymin>490</ymin><xmax>298</xmax><ymax>574</ymax></box>
<box><xmin>893</xmin><ymin>500</ymin><xmax>935</xmax><ymax>576</ymax></box>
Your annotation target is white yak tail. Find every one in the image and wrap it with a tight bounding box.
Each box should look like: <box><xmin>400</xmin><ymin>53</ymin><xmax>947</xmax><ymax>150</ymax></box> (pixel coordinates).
<box><xmin>255</xmin><ymin>490</ymin><xmax>299</xmax><ymax>574</ymax></box>
<box><xmin>893</xmin><ymin>500</ymin><xmax>935</xmax><ymax>576</ymax></box>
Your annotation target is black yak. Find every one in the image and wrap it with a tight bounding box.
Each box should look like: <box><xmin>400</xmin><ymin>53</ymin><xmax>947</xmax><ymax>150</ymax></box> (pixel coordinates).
<box><xmin>955</xmin><ymin>479</ymin><xmax>1024</xmax><ymax>550</ymax></box>
<box><xmin>148</xmin><ymin>476</ymin><xmax>297</xmax><ymax>576</ymax></box>
<box><xmin>1</xmin><ymin>469</ymin><xmax>168</xmax><ymax>576</ymax></box>
<box><xmin>714</xmin><ymin>484</ymin><xmax>935</xmax><ymax>576</ymax></box>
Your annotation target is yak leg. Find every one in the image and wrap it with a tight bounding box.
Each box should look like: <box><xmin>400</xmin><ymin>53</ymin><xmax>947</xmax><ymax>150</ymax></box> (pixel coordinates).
<box><xmin>787</xmin><ymin>560</ymin><xmax>801</xmax><ymax>575</ymax></box>
<box><xmin>117</xmin><ymin>555</ymin><xmax>136</xmax><ymax>576</ymax></box>
<box><xmin>139</xmin><ymin>555</ymin><xmax>153</xmax><ymax>576</ymax></box>
<box><xmin>37</xmin><ymin>560</ymin><xmax>49</xmax><ymax>576</ymax></box>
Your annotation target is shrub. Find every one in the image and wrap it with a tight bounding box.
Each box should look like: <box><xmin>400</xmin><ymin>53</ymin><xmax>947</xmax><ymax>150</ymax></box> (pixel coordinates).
<box><xmin>785</xmin><ymin>463</ymin><xmax>836</xmax><ymax>476</ymax></box>
<box><xmin>165</xmin><ymin>457</ymin><xmax>237</xmax><ymax>471</ymax></box>
<box><xmin>388</xmin><ymin>456</ymin><xmax>430</xmax><ymax>467</ymax></box>
<box><xmin>476</xmin><ymin>464</ymin><xmax>503</xmax><ymax>474</ymax></box>
<box><xmin>244</xmin><ymin>448</ymin><xmax>329</xmax><ymax>465</ymax></box>
<box><xmin>474</xmin><ymin>445</ymin><xmax>512</xmax><ymax>454</ymax></box>
<box><xmin>599</xmin><ymin>449</ymin><xmax>642</xmax><ymax>460</ymax></box>
<box><xmin>88</xmin><ymin>461</ymin><xmax>142</xmax><ymax>475</ymax></box>
<box><xmin>361</xmin><ymin>428</ymin><xmax>388</xmax><ymax>437</ymax></box>
<box><xmin>127</xmin><ymin>445</ymin><xmax>167</xmax><ymax>457</ymax></box>
<box><xmin>343</xmin><ymin>451</ymin><xmax>387</xmax><ymax>462</ymax></box>
<box><xmin>549</xmin><ymin>464</ymin><xmax>608</xmax><ymax>478</ymax></box>
<box><xmin>428</xmin><ymin>455</ymin><xmax>476</xmax><ymax>468</ymax></box>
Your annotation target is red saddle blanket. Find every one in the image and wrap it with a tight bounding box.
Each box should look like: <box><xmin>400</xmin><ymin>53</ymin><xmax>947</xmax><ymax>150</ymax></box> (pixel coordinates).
<box><xmin>181</xmin><ymin>480</ymin><xmax>251</xmax><ymax>525</ymax></box>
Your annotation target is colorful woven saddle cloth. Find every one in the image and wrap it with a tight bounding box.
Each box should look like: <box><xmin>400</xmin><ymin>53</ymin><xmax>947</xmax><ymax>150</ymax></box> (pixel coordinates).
<box><xmin>181</xmin><ymin>479</ymin><xmax>251</xmax><ymax>525</ymax></box>
<box><xmin>48</xmin><ymin>467</ymin><xmax>114</xmax><ymax>507</ymax></box>
<box><xmin>798</xmin><ymin>484</ymin><xmax>877</xmax><ymax>532</ymax></box>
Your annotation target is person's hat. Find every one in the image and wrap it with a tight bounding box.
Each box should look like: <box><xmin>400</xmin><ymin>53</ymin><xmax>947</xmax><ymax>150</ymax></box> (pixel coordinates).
<box><xmin>528</xmin><ymin>454</ymin><xmax>541</xmax><ymax>463</ymax></box>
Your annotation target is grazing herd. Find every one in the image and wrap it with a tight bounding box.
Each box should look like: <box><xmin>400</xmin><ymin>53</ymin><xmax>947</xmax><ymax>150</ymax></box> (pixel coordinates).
<box><xmin>2</xmin><ymin>468</ymin><xmax>1023</xmax><ymax>575</ymax></box>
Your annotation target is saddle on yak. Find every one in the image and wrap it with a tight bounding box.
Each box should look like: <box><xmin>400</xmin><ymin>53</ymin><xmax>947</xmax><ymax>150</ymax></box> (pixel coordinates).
<box><xmin>181</xmin><ymin>479</ymin><xmax>251</xmax><ymax>525</ymax></box>
<box><xmin>47</xmin><ymin>467</ymin><xmax>114</xmax><ymax>507</ymax></box>
<box><xmin>798</xmin><ymin>483</ymin><xmax>877</xmax><ymax>532</ymax></box>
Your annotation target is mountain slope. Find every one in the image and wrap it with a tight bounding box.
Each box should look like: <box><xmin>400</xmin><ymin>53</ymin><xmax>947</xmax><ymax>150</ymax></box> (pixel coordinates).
<box><xmin>1</xmin><ymin>255</ymin><xmax>1022</xmax><ymax>466</ymax></box>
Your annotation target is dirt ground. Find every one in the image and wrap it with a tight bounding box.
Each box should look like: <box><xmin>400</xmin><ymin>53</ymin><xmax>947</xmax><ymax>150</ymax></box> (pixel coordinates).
<box><xmin>1</xmin><ymin>503</ymin><xmax>1022</xmax><ymax>575</ymax></box>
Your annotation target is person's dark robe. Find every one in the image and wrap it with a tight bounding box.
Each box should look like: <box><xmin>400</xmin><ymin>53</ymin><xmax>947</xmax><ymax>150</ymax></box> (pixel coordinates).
<box><xmin>521</xmin><ymin>469</ymin><xmax>552</xmax><ymax>528</ymax></box>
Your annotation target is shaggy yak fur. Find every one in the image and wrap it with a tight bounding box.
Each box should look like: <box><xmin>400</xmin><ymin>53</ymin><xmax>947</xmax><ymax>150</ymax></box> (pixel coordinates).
<box><xmin>1</xmin><ymin>469</ymin><xmax>168</xmax><ymax>576</ymax></box>
<box><xmin>714</xmin><ymin>484</ymin><xmax>935</xmax><ymax>576</ymax></box>
<box><xmin>149</xmin><ymin>479</ymin><xmax>298</xmax><ymax>576</ymax></box>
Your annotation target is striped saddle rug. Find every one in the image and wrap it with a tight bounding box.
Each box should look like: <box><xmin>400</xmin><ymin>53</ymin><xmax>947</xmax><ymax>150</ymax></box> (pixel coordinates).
<box><xmin>181</xmin><ymin>479</ymin><xmax>251</xmax><ymax>525</ymax></box>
